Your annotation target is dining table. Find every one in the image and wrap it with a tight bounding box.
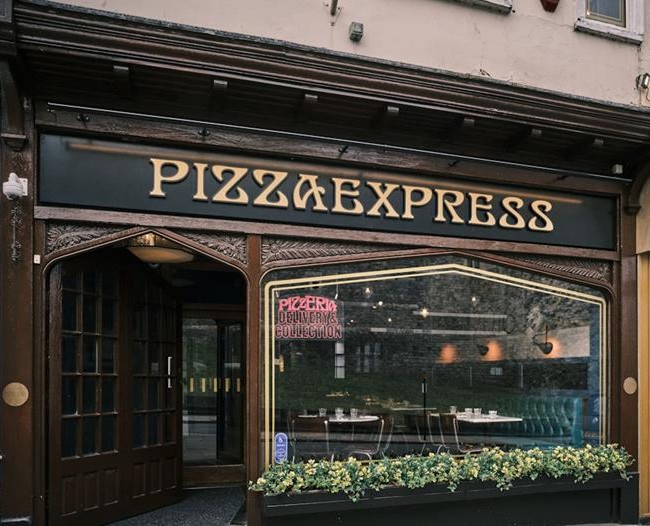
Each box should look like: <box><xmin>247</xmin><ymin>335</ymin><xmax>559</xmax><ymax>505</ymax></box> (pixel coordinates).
<box><xmin>298</xmin><ymin>414</ymin><xmax>379</xmax><ymax>424</ymax></box>
<box><xmin>455</xmin><ymin>413</ymin><xmax>523</xmax><ymax>424</ymax></box>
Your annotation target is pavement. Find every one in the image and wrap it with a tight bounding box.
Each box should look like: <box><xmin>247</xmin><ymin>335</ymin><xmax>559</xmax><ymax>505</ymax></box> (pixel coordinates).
<box><xmin>109</xmin><ymin>486</ymin><xmax>245</xmax><ymax>526</ymax></box>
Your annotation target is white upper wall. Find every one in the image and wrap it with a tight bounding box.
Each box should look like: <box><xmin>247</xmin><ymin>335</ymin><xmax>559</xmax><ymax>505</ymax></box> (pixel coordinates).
<box><xmin>48</xmin><ymin>0</ymin><xmax>648</xmax><ymax>106</ymax></box>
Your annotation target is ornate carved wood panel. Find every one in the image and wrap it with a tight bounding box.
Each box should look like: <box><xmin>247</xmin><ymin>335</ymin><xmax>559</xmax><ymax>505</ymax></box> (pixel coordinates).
<box><xmin>503</xmin><ymin>254</ymin><xmax>613</xmax><ymax>283</ymax></box>
<box><xmin>45</xmin><ymin>222</ymin><xmax>125</xmax><ymax>254</ymax></box>
<box><xmin>261</xmin><ymin>237</ymin><xmax>405</xmax><ymax>265</ymax></box>
<box><xmin>177</xmin><ymin>230</ymin><xmax>247</xmax><ymax>264</ymax></box>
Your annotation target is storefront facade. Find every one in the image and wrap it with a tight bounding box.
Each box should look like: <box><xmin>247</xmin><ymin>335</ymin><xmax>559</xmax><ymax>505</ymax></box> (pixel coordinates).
<box><xmin>1</xmin><ymin>2</ymin><xmax>648</xmax><ymax>525</ymax></box>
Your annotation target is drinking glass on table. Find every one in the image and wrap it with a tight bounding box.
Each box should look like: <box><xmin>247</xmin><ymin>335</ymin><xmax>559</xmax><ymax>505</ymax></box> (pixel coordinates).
<box><xmin>449</xmin><ymin>405</ymin><xmax>457</xmax><ymax>414</ymax></box>
<box><xmin>335</xmin><ymin>407</ymin><xmax>344</xmax><ymax>420</ymax></box>
<box><xmin>464</xmin><ymin>407</ymin><xmax>472</xmax><ymax>415</ymax></box>
<box><xmin>350</xmin><ymin>408</ymin><xmax>358</xmax><ymax>419</ymax></box>
<box><xmin>473</xmin><ymin>407</ymin><xmax>482</xmax><ymax>416</ymax></box>
<box><xmin>319</xmin><ymin>407</ymin><xmax>327</xmax><ymax>417</ymax></box>
<box><xmin>488</xmin><ymin>410</ymin><xmax>498</xmax><ymax>418</ymax></box>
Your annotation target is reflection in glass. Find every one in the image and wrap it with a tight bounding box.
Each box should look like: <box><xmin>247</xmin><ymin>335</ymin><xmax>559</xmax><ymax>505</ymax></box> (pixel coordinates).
<box><xmin>83</xmin><ymin>295</ymin><xmax>97</xmax><ymax>332</ymax></box>
<box><xmin>102</xmin><ymin>415</ymin><xmax>116</xmax><ymax>452</ymax></box>
<box><xmin>183</xmin><ymin>318</ymin><xmax>219</xmax><ymax>465</ymax></box>
<box><xmin>587</xmin><ymin>0</ymin><xmax>624</xmax><ymax>24</ymax></box>
<box><xmin>62</xmin><ymin>292</ymin><xmax>77</xmax><ymax>331</ymax></box>
<box><xmin>61</xmin><ymin>419</ymin><xmax>78</xmax><ymax>458</ymax></box>
<box><xmin>133</xmin><ymin>414</ymin><xmax>146</xmax><ymax>448</ymax></box>
<box><xmin>133</xmin><ymin>378</ymin><xmax>145</xmax><ymax>411</ymax></box>
<box><xmin>149</xmin><ymin>413</ymin><xmax>160</xmax><ymax>445</ymax></box>
<box><xmin>164</xmin><ymin>412</ymin><xmax>174</xmax><ymax>443</ymax></box>
<box><xmin>102</xmin><ymin>377</ymin><xmax>115</xmax><ymax>412</ymax></box>
<box><xmin>102</xmin><ymin>299</ymin><xmax>115</xmax><ymax>335</ymax></box>
<box><xmin>83</xmin><ymin>417</ymin><xmax>98</xmax><ymax>455</ymax></box>
<box><xmin>264</xmin><ymin>255</ymin><xmax>607</xmax><ymax>463</ymax></box>
<box><xmin>102</xmin><ymin>338</ymin><xmax>115</xmax><ymax>374</ymax></box>
<box><xmin>102</xmin><ymin>272</ymin><xmax>116</xmax><ymax>297</ymax></box>
<box><xmin>62</xmin><ymin>377</ymin><xmax>77</xmax><ymax>415</ymax></box>
<box><xmin>82</xmin><ymin>336</ymin><xmax>98</xmax><ymax>373</ymax></box>
<box><xmin>83</xmin><ymin>271</ymin><xmax>97</xmax><ymax>294</ymax></box>
<box><xmin>148</xmin><ymin>379</ymin><xmax>159</xmax><ymax>410</ymax></box>
<box><xmin>182</xmin><ymin>318</ymin><xmax>244</xmax><ymax>466</ymax></box>
<box><xmin>62</xmin><ymin>335</ymin><xmax>78</xmax><ymax>373</ymax></box>
<box><xmin>83</xmin><ymin>377</ymin><xmax>97</xmax><ymax>414</ymax></box>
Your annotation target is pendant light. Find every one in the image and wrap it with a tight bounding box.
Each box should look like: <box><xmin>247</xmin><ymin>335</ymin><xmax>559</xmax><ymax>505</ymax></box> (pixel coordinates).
<box><xmin>126</xmin><ymin>233</ymin><xmax>194</xmax><ymax>264</ymax></box>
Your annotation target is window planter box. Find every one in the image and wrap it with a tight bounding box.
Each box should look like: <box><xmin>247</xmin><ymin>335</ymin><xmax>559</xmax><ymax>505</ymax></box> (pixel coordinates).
<box><xmin>262</xmin><ymin>472</ymin><xmax>638</xmax><ymax>526</ymax></box>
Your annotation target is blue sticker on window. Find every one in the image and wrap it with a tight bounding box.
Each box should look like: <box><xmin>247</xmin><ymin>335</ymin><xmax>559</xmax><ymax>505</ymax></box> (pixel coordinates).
<box><xmin>274</xmin><ymin>432</ymin><xmax>288</xmax><ymax>463</ymax></box>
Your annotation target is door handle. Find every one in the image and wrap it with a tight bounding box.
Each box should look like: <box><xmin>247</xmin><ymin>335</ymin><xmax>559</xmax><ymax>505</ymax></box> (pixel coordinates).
<box><xmin>167</xmin><ymin>356</ymin><xmax>172</xmax><ymax>389</ymax></box>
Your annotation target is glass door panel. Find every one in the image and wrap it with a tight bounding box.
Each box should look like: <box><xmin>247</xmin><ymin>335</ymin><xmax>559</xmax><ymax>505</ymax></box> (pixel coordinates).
<box><xmin>182</xmin><ymin>318</ymin><xmax>219</xmax><ymax>465</ymax></box>
<box><xmin>182</xmin><ymin>318</ymin><xmax>244</xmax><ymax>468</ymax></box>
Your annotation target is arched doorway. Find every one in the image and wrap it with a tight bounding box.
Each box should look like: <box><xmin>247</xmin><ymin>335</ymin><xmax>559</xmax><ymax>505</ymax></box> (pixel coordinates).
<box><xmin>46</xmin><ymin>233</ymin><xmax>247</xmax><ymax>525</ymax></box>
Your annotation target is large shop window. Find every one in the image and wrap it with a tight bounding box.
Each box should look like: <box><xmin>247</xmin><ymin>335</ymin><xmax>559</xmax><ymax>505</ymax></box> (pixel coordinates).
<box><xmin>262</xmin><ymin>255</ymin><xmax>607</xmax><ymax>466</ymax></box>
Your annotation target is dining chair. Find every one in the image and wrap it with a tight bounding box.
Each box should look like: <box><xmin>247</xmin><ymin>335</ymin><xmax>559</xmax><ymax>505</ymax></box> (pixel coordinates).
<box><xmin>337</xmin><ymin>417</ymin><xmax>385</xmax><ymax>460</ymax></box>
<box><xmin>432</xmin><ymin>413</ymin><xmax>482</xmax><ymax>455</ymax></box>
<box><xmin>289</xmin><ymin>417</ymin><xmax>332</xmax><ymax>461</ymax></box>
<box><xmin>379</xmin><ymin>415</ymin><xmax>395</xmax><ymax>457</ymax></box>
<box><xmin>405</xmin><ymin>413</ymin><xmax>444</xmax><ymax>454</ymax></box>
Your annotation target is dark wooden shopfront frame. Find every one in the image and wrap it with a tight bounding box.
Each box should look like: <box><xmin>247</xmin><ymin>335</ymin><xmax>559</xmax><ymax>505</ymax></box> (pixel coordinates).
<box><xmin>17</xmin><ymin>103</ymin><xmax>628</xmax><ymax>526</ymax></box>
<box><xmin>0</xmin><ymin>2</ymin><xmax>643</xmax><ymax>524</ymax></box>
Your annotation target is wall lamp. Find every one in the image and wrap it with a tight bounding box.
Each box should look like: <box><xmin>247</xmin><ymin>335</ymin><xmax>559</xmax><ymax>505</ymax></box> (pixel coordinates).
<box><xmin>349</xmin><ymin>22</ymin><xmax>363</xmax><ymax>42</ymax></box>
<box><xmin>2</xmin><ymin>172</ymin><xmax>27</xmax><ymax>200</ymax></box>
<box><xmin>532</xmin><ymin>325</ymin><xmax>554</xmax><ymax>355</ymax></box>
<box><xmin>636</xmin><ymin>73</ymin><xmax>650</xmax><ymax>90</ymax></box>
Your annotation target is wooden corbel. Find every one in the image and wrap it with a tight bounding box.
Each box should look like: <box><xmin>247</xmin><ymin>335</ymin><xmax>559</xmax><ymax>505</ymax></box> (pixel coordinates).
<box><xmin>625</xmin><ymin>159</ymin><xmax>650</xmax><ymax>215</ymax></box>
<box><xmin>0</xmin><ymin>60</ymin><xmax>25</xmax><ymax>151</ymax></box>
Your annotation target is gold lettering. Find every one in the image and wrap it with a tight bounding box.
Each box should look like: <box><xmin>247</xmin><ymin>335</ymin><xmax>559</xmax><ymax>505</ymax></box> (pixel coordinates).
<box><xmin>434</xmin><ymin>189</ymin><xmax>465</xmax><ymax>224</ymax></box>
<box><xmin>332</xmin><ymin>178</ymin><xmax>363</xmax><ymax>215</ymax></box>
<box><xmin>468</xmin><ymin>192</ymin><xmax>496</xmax><ymax>227</ymax></box>
<box><xmin>293</xmin><ymin>174</ymin><xmax>328</xmax><ymax>212</ymax></box>
<box><xmin>528</xmin><ymin>200</ymin><xmax>554</xmax><ymax>232</ymax></box>
<box><xmin>193</xmin><ymin>162</ymin><xmax>209</xmax><ymax>201</ymax></box>
<box><xmin>366</xmin><ymin>182</ymin><xmax>400</xmax><ymax>218</ymax></box>
<box><xmin>499</xmin><ymin>197</ymin><xmax>526</xmax><ymax>229</ymax></box>
<box><xmin>149</xmin><ymin>158</ymin><xmax>189</xmax><ymax>198</ymax></box>
<box><xmin>211</xmin><ymin>165</ymin><xmax>249</xmax><ymax>205</ymax></box>
<box><xmin>402</xmin><ymin>185</ymin><xmax>433</xmax><ymax>220</ymax></box>
<box><xmin>252</xmin><ymin>169</ymin><xmax>289</xmax><ymax>208</ymax></box>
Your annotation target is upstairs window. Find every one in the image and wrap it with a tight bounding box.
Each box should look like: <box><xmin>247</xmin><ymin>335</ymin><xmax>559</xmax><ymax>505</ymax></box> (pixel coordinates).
<box><xmin>576</xmin><ymin>0</ymin><xmax>642</xmax><ymax>43</ymax></box>
<box><xmin>587</xmin><ymin>0</ymin><xmax>625</xmax><ymax>26</ymax></box>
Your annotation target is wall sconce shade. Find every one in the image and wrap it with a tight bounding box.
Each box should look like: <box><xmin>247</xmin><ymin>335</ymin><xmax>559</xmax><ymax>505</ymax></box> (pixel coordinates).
<box><xmin>127</xmin><ymin>233</ymin><xmax>194</xmax><ymax>264</ymax></box>
<box><xmin>532</xmin><ymin>325</ymin><xmax>554</xmax><ymax>355</ymax></box>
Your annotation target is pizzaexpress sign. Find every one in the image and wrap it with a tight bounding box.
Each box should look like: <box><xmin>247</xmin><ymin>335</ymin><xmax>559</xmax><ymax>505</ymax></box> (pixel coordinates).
<box><xmin>39</xmin><ymin>135</ymin><xmax>616</xmax><ymax>250</ymax></box>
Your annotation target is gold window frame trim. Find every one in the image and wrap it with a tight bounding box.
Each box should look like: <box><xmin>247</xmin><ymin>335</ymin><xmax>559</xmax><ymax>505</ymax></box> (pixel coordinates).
<box><xmin>263</xmin><ymin>262</ymin><xmax>608</xmax><ymax>467</ymax></box>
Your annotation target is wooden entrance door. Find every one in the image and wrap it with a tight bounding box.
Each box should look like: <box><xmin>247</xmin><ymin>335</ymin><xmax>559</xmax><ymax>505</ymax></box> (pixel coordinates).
<box><xmin>48</xmin><ymin>258</ymin><xmax>182</xmax><ymax>525</ymax></box>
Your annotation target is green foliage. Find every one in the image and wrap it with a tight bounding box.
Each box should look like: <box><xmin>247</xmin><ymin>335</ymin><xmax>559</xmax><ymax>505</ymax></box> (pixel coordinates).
<box><xmin>249</xmin><ymin>444</ymin><xmax>632</xmax><ymax>502</ymax></box>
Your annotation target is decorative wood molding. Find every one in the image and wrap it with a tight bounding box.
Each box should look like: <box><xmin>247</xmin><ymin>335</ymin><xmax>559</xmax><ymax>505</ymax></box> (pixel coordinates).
<box><xmin>0</xmin><ymin>60</ymin><xmax>25</xmax><ymax>151</ymax></box>
<box><xmin>178</xmin><ymin>230</ymin><xmax>247</xmax><ymax>264</ymax></box>
<box><xmin>262</xmin><ymin>237</ymin><xmax>402</xmax><ymax>264</ymax></box>
<box><xmin>45</xmin><ymin>222</ymin><xmax>125</xmax><ymax>254</ymax></box>
<box><xmin>14</xmin><ymin>1</ymin><xmax>650</xmax><ymax>145</ymax></box>
<box><xmin>625</xmin><ymin>159</ymin><xmax>650</xmax><ymax>215</ymax></box>
<box><xmin>505</xmin><ymin>254</ymin><xmax>613</xmax><ymax>283</ymax></box>
<box><xmin>9</xmin><ymin>200</ymin><xmax>21</xmax><ymax>262</ymax></box>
